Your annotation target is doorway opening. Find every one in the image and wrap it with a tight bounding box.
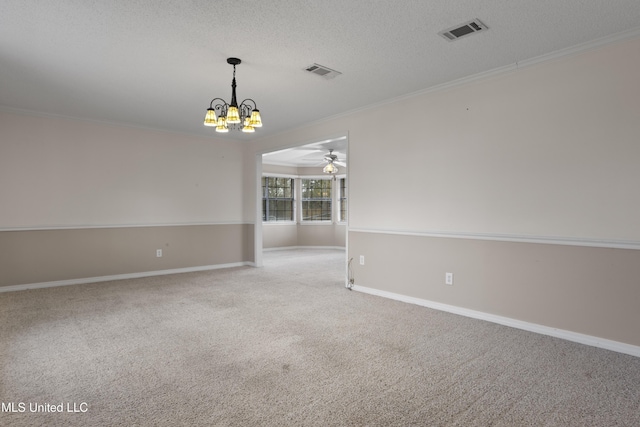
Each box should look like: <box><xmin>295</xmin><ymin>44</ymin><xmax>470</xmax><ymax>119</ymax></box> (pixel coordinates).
<box><xmin>254</xmin><ymin>134</ymin><xmax>348</xmax><ymax>284</ymax></box>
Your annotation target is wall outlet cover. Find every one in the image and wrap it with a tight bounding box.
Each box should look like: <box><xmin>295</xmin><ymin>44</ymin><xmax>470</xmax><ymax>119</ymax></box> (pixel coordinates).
<box><xmin>445</xmin><ymin>272</ymin><xmax>453</xmax><ymax>285</ymax></box>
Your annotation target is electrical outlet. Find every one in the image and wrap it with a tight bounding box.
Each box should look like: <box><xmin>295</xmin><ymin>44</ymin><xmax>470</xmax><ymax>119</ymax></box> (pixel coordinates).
<box><xmin>359</xmin><ymin>255</ymin><xmax>365</xmax><ymax>265</ymax></box>
<box><xmin>445</xmin><ymin>272</ymin><xmax>453</xmax><ymax>285</ymax></box>
<box><xmin>156</xmin><ymin>249</ymin><xmax>162</xmax><ymax>257</ymax></box>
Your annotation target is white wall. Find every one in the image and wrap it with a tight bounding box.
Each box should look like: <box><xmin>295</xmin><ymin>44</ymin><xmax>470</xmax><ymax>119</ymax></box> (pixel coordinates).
<box><xmin>0</xmin><ymin>112</ymin><xmax>244</xmax><ymax>228</ymax></box>
<box><xmin>350</xmin><ymin>39</ymin><xmax>640</xmax><ymax>241</ymax></box>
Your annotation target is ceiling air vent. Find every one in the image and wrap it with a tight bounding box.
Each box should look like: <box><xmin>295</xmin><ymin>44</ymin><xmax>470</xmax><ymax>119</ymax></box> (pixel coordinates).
<box><xmin>304</xmin><ymin>63</ymin><xmax>342</xmax><ymax>79</ymax></box>
<box><xmin>439</xmin><ymin>19</ymin><xmax>488</xmax><ymax>41</ymax></box>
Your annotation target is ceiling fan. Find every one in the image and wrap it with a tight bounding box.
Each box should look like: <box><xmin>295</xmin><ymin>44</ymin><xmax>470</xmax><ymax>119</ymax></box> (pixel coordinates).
<box><xmin>322</xmin><ymin>149</ymin><xmax>345</xmax><ymax>175</ymax></box>
<box><xmin>295</xmin><ymin>147</ymin><xmax>347</xmax><ymax>167</ymax></box>
<box><xmin>324</xmin><ymin>149</ymin><xmax>346</xmax><ymax>167</ymax></box>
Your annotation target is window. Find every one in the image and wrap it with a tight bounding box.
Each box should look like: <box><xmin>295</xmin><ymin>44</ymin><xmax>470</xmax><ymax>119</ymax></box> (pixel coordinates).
<box><xmin>262</xmin><ymin>177</ymin><xmax>294</xmax><ymax>221</ymax></box>
<box><xmin>339</xmin><ymin>178</ymin><xmax>347</xmax><ymax>222</ymax></box>
<box><xmin>301</xmin><ymin>179</ymin><xmax>332</xmax><ymax>221</ymax></box>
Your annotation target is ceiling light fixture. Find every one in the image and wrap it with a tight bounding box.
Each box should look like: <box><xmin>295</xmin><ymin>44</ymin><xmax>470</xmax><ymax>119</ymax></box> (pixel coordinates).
<box><xmin>203</xmin><ymin>58</ymin><xmax>262</xmax><ymax>133</ymax></box>
<box><xmin>323</xmin><ymin>149</ymin><xmax>339</xmax><ymax>175</ymax></box>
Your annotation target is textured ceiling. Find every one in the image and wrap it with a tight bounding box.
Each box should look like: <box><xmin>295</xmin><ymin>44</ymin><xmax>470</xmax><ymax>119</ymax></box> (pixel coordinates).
<box><xmin>2</xmin><ymin>0</ymin><xmax>640</xmax><ymax>151</ymax></box>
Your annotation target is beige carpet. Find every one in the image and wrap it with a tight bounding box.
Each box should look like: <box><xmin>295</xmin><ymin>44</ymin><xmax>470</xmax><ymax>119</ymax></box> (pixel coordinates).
<box><xmin>1</xmin><ymin>248</ymin><xmax>639</xmax><ymax>426</ymax></box>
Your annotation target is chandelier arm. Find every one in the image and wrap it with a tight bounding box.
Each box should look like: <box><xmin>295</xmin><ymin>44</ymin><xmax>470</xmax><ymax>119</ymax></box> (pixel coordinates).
<box><xmin>239</xmin><ymin>99</ymin><xmax>258</xmax><ymax>121</ymax></box>
<box><xmin>239</xmin><ymin>98</ymin><xmax>258</xmax><ymax>109</ymax></box>
<box><xmin>238</xmin><ymin>104</ymin><xmax>250</xmax><ymax>119</ymax></box>
<box><xmin>209</xmin><ymin>97</ymin><xmax>228</xmax><ymax>109</ymax></box>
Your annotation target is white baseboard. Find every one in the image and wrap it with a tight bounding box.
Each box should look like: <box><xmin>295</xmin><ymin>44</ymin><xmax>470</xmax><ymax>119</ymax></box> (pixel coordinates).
<box><xmin>352</xmin><ymin>285</ymin><xmax>640</xmax><ymax>358</ymax></box>
<box><xmin>0</xmin><ymin>262</ymin><xmax>252</xmax><ymax>293</ymax></box>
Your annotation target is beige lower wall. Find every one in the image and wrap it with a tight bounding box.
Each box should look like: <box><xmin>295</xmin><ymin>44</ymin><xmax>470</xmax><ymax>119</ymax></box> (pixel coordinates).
<box><xmin>349</xmin><ymin>230</ymin><xmax>640</xmax><ymax>347</ymax></box>
<box><xmin>0</xmin><ymin>224</ymin><xmax>254</xmax><ymax>288</ymax></box>
<box><xmin>263</xmin><ymin>223</ymin><xmax>346</xmax><ymax>249</ymax></box>
<box><xmin>263</xmin><ymin>224</ymin><xmax>298</xmax><ymax>248</ymax></box>
<box><xmin>298</xmin><ymin>224</ymin><xmax>346</xmax><ymax>247</ymax></box>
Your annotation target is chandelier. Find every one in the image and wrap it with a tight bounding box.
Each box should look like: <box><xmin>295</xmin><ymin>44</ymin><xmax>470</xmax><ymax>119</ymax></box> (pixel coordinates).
<box><xmin>203</xmin><ymin>58</ymin><xmax>262</xmax><ymax>133</ymax></box>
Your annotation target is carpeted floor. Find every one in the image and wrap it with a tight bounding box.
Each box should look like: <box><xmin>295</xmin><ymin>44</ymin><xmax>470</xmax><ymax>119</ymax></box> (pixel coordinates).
<box><xmin>1</xmin><ymin>248</ymin><xmax>639</xmax><ymax>426</ymax></box>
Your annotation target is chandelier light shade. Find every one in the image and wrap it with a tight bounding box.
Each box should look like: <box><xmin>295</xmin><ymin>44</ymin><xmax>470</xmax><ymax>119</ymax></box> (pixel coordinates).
<box><xmin>204</xmin><ymin>57</ymin><xmax>263</xmax><ymax>133</ymax></box>
<box><xmin>216</xmin><ymin>116</ymin><xmax>229</xmax><ymax>133</ymax></box>
<box><xmin>203</xmin><ymin>108</ymin><xmax>217</xmax><ymax>126</ymax></box>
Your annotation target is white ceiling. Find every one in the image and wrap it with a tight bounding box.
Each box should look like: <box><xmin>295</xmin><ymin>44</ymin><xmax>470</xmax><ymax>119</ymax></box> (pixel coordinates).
<box><xmin>2</xmin><ymin>1</ymin><xmax>640</xmax><ymax>161</ymax></box>
<box><xmin>262</xmin><ymin>136</ymin><xmax>347</xmax><ymax>168</ymax></box>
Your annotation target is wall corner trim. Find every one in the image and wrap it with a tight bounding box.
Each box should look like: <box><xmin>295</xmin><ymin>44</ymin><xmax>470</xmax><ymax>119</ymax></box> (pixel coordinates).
<box><xmin>0</xmin><ymin>262</ymin><xmax>253</xmax><ymax>293</ymax></box>
<box><xmin>352</xmin><ymin>285</ymin><xmax>640</xmax><ymax>359</ymax></box>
